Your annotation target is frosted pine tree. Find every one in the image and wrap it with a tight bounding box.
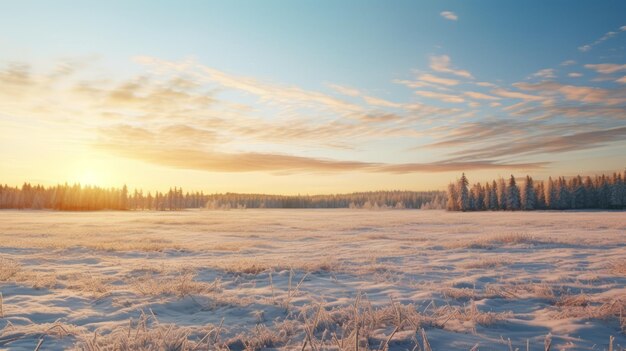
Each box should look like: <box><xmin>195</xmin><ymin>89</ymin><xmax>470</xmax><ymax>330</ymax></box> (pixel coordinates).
<box><xmin>489</xmin><ymin>180</ymin><xmax>499</xmax><ymax>210</ymax></box>
<box><xmin>609</xmin><ymin>173</ymin><xmax>623</xmax><ymax>208</ymax></box>
<box><xmin>522</xmin><ymin>175</ymin><xmax>536</xmax><ymax>210</ymax></box>
<box><xmin>471</xmin><ymin>183</ymin><xmax>484</xmax><ymax>210</ymax></box>
<box><xmin>535</xmin><ymin>182</ymin><xmax>546</xmax><ymax>209</ymax></box>
<box><xmin>497</xmin><ymin>178</ymin><xmax>507</xmax><ymax>210</ymax></box>
<box><xmin>557</xmin><ymin>178</ymin><xmax>570</xmax><ymax>209</ymax></box>
<box><xmin>457</xmin><ymin>173</ymin><xmax>470</xmax><ymax>211</ymax></box>
<box><xmin>545</xmin><ymin>177</ymin><xmax>558</xmax><ymax>209</ymax></box>
<box><xmin>446</xmin><ymin>183</ymin><xmax>459</xmax><ymax>211</ymax></box>
<box><xmin>506</xmin><ymin>175</ymin><xmax>521</xmax><ymax>210</ymax></box>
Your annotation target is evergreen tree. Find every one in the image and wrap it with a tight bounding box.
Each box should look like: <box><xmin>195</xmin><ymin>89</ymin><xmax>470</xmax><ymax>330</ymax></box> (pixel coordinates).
<box><xmin>497</xmin><ymin>178</ymin><xmax>507</xmax><ymax>210</ymax></box>
<box><xmin>457</xmin><ymin>173</ymin><xmax>470</xmax><ymax>211</ymax></box>
<box><xmin>506</xmin><ymin>175</ymin><xmax>521</xmax><ymax>210</ymax></box>
<box><xmin>609</xmin><ymin>173</ymin><xmax>623</xmax><ymax>208</ymax></box>
<box><xmin>484</xmin><ymin>182</ymin><xmax>492</xmax><ymax>210</ymax></box>
<box><xmin>521</xmin><ymin>175</ymin><xmax>536</xmax><ymax>210</ymax></box>
<box><xmin>476</xmin><ymin>184</ymin><xmax>485</xmax><ymax>210</ymax></box>
<box><xmin>489</xmin><ymin>181</ymin><xmax>498</xmax><ymax>210</ymax></box>
<box><xmin>120</xmin><ymin>185</ymin><xmax>128</xmax><ymax>210</ymax></box>
<box><xmin>545</xmin><ymin>177</ymin><xmax>558</xmax><ymax>209</ymax></box>
<box><xmin>557</xmin><ymin>178</ymin><xmax>570</xmax><ymax>209</ymax></box>
<box><xmin>535</xmin><ymin>182</ymin><xmax>546</xmax><ymax>209</ymax></box>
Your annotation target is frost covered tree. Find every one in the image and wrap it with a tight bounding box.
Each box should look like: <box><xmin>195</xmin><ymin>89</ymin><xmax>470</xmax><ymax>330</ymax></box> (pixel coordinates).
<box><xmin>497</xmin><ymin>178</ymin><xmax>507</xmax><ymax>210</ymax></box>
<box><xmin>457</xmin><ymin>173</ymin><xmax>470</xmax><ymax>211</ymax></box>
<box><xmin>489</xmin><ymin>181</ymin><xmax>498</xmax><ymax>210</ymax></box>
<box><xmin>545</xmin><ymin>177</ymin><xmax>558</xmax><ymax>209</ymax></box>
<box><xmin>535</xmin><ymin>182</ymin><xmax>546</xmax><ymax>209</ymax></box>
<box><xmin>473</xmin><ymin>183</ymin><xmax>485</xmax><ymax>210</ymax></box>
<box><xmin>557</xmin><ymin>178</ymin><xmax>570</xmax><ymax>210</ymax></box>
<box><xmin>446</xmin><ymin>183</ymin><xmax>459</xmax><ymax>211</ymax></box>
<box><xmin>484</xmin><ymin>182</ymin><xmax>492</xmax><ymax>210</ymax></box>
<box><xmin>571</xmin><ymin>176</ymin><xmax>586</xmax><ymax>209</ymax></box>
<box><xmin>444</xmin><ymin>171</ymin><xmax>625</xmax><ymax>212</ymax></box>
<box><xmin>506</xmin><ymin>175</ymin><xmax>521</xmax><ymax>210</ymax></box>
<box><xmin>609</xmin><ymin>173</ymin><xmax>624</xmax><ymax>208</ymax></box>
<box><xmin>521</xmin><ymin>175</ymin><xmax>536</xmax><ymax>210</ymax></box>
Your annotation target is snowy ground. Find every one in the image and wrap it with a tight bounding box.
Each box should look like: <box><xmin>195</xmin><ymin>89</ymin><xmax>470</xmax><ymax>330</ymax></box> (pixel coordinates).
<box><xmin>0</xmin><ymin>209</ymin><xmax>624</xmax><ymax>350</ymax></box>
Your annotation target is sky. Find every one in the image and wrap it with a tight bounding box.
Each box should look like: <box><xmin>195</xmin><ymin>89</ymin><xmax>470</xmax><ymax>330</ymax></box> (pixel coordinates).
<box><xmin>0</xmin><ymin>0</ymin><xmax>625</xmax><ymax>194</ymax></box>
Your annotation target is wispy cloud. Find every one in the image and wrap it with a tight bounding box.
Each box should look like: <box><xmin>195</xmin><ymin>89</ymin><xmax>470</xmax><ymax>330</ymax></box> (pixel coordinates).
<box><xmin>97</xmin><ymin>124</ymin><xmax>544</xmax><ymax>174</ymax></box>
<box><xmin>429</xmin><ymin>55</ymin><xmax>473</xmax><ymax>79</ymax></box>
<box><xmin>414</xmin><ymin>90</ymin><xmax>465</xmax><ymax>103</ymax></box>
<box><xmin>444</xmin><ymin>126</ymin><xmax>626</xmax><ymax>161</ymax></box>
<box><xmin>491</xmin><ymin>88</ymin><xmax>544</xmax><ymax>101</ymax></box>
<box><xmin>418</xmin><ymin>73</ymin><xmax>459</xmax><ymax>86</ymax></box>
<box><xmin>514</xmin><ymin>81</ymin><xmax>626</xmax><ymax>105</ymax></box>
<box><xmin>531</xmin><ymin>68</ymin><xmax>556</xmax><ymax>79</ymax></box>
<box><xmin>578</xmin><ymin>25</ymin><xmax>626</xmax><ymax>52</ymax></box>
<box><xmin>440</xmin><ymin>11</ymin><xmax>458</xmax><ymax>21</ymax></box>
<box><xmin>2</xmin><ymin>49</ymin><xmax>624</xmax><ymax>178</ymax></box>
<box><xmin>464</xmin><ymin>91</ymin><xmax>500</xmax><ymax>100</ymax></box>
<box><xmin>584</xmin><ymin>63</ymin><xmax>626</xmax><ymax>74</ymax></box>
<box><xmin>327</xmin><ymin>83</ymin><xmax>361</xmax><ymax>97</ymax></box>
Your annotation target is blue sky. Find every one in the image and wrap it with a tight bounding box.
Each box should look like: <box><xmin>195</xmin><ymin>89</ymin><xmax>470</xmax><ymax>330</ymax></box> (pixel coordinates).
<box><xmin>0</xmin><ymin>1</ymin><xmax>625</xmax><ymax>193</ymax></box>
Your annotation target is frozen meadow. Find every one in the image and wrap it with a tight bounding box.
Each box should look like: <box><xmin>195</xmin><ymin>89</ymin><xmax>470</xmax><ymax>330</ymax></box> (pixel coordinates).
<box><xmin>0</xmin><ymin>209</ymin><xmax>624</xmax><ymax>350</ymax></box>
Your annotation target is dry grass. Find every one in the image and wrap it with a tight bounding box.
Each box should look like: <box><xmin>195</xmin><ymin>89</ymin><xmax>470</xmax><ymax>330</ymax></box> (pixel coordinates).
<box><xmin>0</xmin><ymin>257</ymin><xmax>21</xmax><ymax>281</ymax></box>
<box><xmin>462</xmin><ymin>256</ymin><xmax>512</xmax><ymax>269</ymax></box>
<box><xmin>607</xmin><ymin>260</ymin><xmax>626</xmax><ymax>276</ymax></box>
<box><xmin>447</xmin><ymin>232</ymin><xmax>569</xmax><ymax>250</ymax></box>
<box><xmin>74</xmin><ymin>312</ymin><xmax>207</xmax><ymax>351</ymax></box>
<box><xmin>62</xmin><ymin>273</ymin><xmax>111</xmax><ymax>299</ymax></box>
<box><xmin>556</xmin><ymin>294</ymin><xmax>591</xmax><ymax>307</ymax></box>
<box><xmin>0</xmin><ymin>321</ymin><xmax>83</xmax><ymax>347</ymax></box>
<box><xmin>131</xmin><ymin>272</ymin><xmax>221</xmax><ymax>298</ymax></box>
<box><xmin>0</xmin><ymin>236</ymin><xmax>188</xmax><ymax>253</ymax></box>
<box><xmin>221</xmin><ymin>259</ymin><xmax>271</xmax><ymax>275</ymax></box>
<box><xmin>441</xmin><ymin>287</ymin><xmax>476</xmax><ymax>300</ymax></box>
<box><xmin>485</xmin><ymin>283</ymin><xmax>556</xmax><ymax>301</ymax></box>
<box><xmin>227</xmin><ymin>324</ymin><xmax>292</xmax><ymax>351</ymax></box>
<box><xmin>1</xmin><ymin>211</ymin><xmax>624</xmax><ymax>349</ymax></box>
<box><xmin>0</xmin><ymin>257</ymin><xmax>57</xmax><ymax>290</ymax></box>
<box><xmin>219</xmin><ymin>256</ymin><xmax>340</xmax><ymax>276</ymax></box>
<box><xmin>15</xmin><ymin>271</ymin><xmax>57</xmax><ymax>290</ymax></box>
<box><xmin>88</xmin><ymin>238</ymin><xmax>186</xmax><ymax>252</ymax></box>
<box><xmin>553</xmin><ymin>297</ymin><xmax>626</xmax><ymax>332</ymax></box>
<box><xmin>209</xmin><ymin>242</ymin><xmax>251</xmax><ymax>252</ymax></box>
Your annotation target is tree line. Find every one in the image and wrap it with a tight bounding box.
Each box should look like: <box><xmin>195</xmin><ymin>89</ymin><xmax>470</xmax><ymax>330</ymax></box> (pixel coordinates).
<box><xmin>0</xmin><ymin>183</ymin><xmax>445</xmax><ymax>211</ymax></box>
<box><xmin>447</xmin><ymin>171</ymin><xmax>626</xmax><ymax>211</ymax></box>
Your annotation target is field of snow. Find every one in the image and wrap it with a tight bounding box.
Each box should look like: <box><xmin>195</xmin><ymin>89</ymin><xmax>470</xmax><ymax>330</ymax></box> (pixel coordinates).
<box><xmin>0</xmin><ymin>209</ymin><xmax>625</xmax><ymax>350</ymax></box>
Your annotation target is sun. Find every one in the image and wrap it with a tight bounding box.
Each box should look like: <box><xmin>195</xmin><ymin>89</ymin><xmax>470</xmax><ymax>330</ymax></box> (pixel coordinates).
<box><xmin>76</xmin><ymin>169</ymin><xmax>105</xmax><ymax>186</ymax></box>
<box><xmin>70</xmin><ymin>159</ymin><xmax>112</xmax><ymax>187</ymax></box>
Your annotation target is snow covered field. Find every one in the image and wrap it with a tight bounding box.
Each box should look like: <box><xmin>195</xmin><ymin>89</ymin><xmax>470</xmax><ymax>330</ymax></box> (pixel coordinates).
<box><xmin>0</xmin><ymin>209</ymin><xmax>624</xmax><ymax>350</ymax></box>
